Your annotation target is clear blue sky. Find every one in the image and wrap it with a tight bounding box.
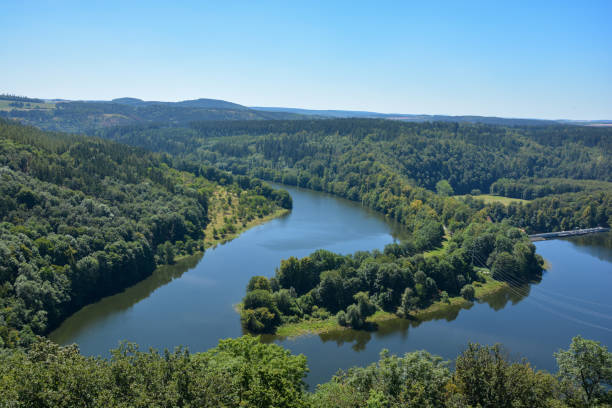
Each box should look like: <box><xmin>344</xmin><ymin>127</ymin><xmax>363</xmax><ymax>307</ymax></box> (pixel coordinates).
<box><xmin>2</xmin><ymin>1</ymin><xmax>611</xmax><ymax>119</ymax></box>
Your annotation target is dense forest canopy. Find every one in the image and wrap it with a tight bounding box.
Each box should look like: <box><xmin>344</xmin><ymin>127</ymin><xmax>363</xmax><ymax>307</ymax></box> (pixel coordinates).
<box><xmin>1</xmin><ymin>335</ymin><xmax>610</xmax><ymax>407</ymax></box>
<box><xmin>91</xmin><ymin>119</ymin><xmax>611</xmax><ymax>234</ymax></box>
<box><xmin>0</xmin><ymin>118</ymin><xmax>290</xmax><ymax>347</ymax></box>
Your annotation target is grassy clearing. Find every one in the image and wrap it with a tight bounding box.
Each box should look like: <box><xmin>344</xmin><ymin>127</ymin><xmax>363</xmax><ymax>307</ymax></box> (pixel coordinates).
<box><xmin>472</xmin><ymin>273</ymin><xmax>509</xmax><ymax>297</ymax></box>
<box><xmin>275</xmin><ymin>317</ymin><xmax>340</xmax><ymax>337</ymax></box>
<box><xmin>455</xmin><ymin>194</ymin><xmax>529</xmax><ymax>205</ymax></box>
<box><xmin>424</xmin><ymin>238</ymin><xmax>450</xmax><ymax>258</ymax></box>
<box><xmin>275</xmin><ymin>310</ymin><xmax>398</xmax><ymax>338</ymax></box>
<box><xmin>203</xmin><ymin>186</ymin><xmax>289</xmax><ymax>249</ymax></box>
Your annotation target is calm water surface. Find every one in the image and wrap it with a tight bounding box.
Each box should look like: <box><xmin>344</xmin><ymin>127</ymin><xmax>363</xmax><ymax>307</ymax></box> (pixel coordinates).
<box><xmin>51</xmin><ymin>186</ymin><xmax>612</xmax><ymax>387</ymax></box>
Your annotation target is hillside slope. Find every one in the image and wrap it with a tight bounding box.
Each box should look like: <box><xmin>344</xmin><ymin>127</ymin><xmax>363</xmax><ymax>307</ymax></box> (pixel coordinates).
<box><xmin>0</xmin><ymin>118</ymin><xmax>290</xmax><ymax>346</ymax></box>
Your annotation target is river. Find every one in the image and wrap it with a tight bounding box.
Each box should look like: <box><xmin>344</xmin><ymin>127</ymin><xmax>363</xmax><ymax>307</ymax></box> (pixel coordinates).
<box><xmin>51</xmin><ymin>185</ymin><xmax>612</xmax><ymax>387</ymax></box>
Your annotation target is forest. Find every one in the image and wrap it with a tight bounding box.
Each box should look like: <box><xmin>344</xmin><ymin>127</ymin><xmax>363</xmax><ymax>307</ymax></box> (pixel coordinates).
<box><xmin>0</xmin><ymin>118</ymin><xmax>290</xmax><ymax>347</ymax></box>
<box><xmin>1</xmin><ymin>334</ymin><xmax>610</xmax><ymax>407</ymax></box>
<box><xmin>1</xmin><ymin>113</ymin><xmax>611</xmax><ymax>406</ymax></box>
<box><xmin>92</xmin><ymin>119</ymin><xmax>612</xmax><ymax>234</ymax></box>
<box><xmin>240</xmin><ymin>221</ymin><xmax>543</xmax><ymax>333</ymax></box>
<box><xmin>74</xmin><ymin>118</ymin><xmax>611</xmax><ymax>334</ymax></box>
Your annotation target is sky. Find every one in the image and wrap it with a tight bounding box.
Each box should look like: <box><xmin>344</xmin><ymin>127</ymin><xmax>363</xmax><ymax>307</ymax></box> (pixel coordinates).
<box><xmin>1</xmin><ymin>1</ymin><xmax>611</xmax><ymax>120</ymax></box>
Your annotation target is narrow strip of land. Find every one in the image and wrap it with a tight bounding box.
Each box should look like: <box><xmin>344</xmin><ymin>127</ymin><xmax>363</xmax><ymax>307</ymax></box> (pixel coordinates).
<box><xmin>529</xmin><ymin>227</ymin><xmax>610</xmax><ymax>241</ymax></box>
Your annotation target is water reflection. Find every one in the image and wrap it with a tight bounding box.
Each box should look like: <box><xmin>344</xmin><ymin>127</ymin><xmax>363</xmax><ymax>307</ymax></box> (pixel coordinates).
<box><xmin>266</xmin><ymin>282</ymin><xmax>533</xmax><ymax>352</ymax></box>
<box><xmin>480</xmin><ymin>282</ymin><xmax>532</xmax><ymax>311</ymax></box>
<box><xmin>562</xmin><ymin>232</ymin><xmax>612</xmax><ymax>263</ymax></box>
<box><xmin>50</xmin><ymin>254</ymin><xmax>202</xmax><ymax>345</ymax></box>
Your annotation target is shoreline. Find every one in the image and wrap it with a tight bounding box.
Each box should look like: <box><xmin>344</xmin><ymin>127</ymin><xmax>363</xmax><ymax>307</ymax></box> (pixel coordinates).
<box><xmin>202</xmin><ymin>185</ymin><xmax>290</xmax><ymax>249</ymax></box>
<box><xmin>203</xmin><ymin>208</ymin><xmax>290</xmax><ymax>249</ymax></box>
<box><xmin>48</xmin><ymin>188</ymin><xmax>290</xmax><ymax>338</ymax></box>
<box><xmin>271</xmin><ymin>275</ymin><xmax>509</xmax><ymax>339</ymax></box>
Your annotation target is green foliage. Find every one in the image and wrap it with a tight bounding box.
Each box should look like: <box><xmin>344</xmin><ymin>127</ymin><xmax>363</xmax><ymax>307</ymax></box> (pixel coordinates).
<box><xmin>491</xmin><ymin>252</ymin><xmax>519</xmax><ymax>281</ymax></box>
<box><xmin>450</xmin><ymin>343</ymin><xmax>560</xmax><ymax>408</ymax></box>
<box><xmin>242</xmin><ymin>221</ymin><xmax>539</xmax><ymax>334</ymax></box>
<box><xmin>87</xmin><ymin>119</ymin><xmax>610</xmax><ymax>234</ymax></box>
<box><xmin>310</xmin><ymin>349</ymin><xmax>451</xmax><ymax>408</ymax></box>
<box><xmin>339</xmin><ymin>293</ymin><xmax>377</xmax><ymax>329</ymax></box>
<box><xmin>436</xmin><ymin>179</ymin><xmax>454</xmax><ymax>196</ymax></box>
<box><xmin>490</xmin><ymin>177</ymin><xmax>612</xmax><ymax>200</ymax></box>
<box><xmin>484</xmin><ymin>191</ymin><xmax>612</xmax><ymax>234</ymax></box>
<box><xmin>241</xmin><ymin>290</ymin><xmax>282</xmax><ymax>333</ymax></box>
<box><xmin>0</xmin><ymin>99</ymin><xmax>305</xmax><ymax>133</ymax></box>
<box><xmin>555</xmin><ymin>336</ymin><xmax>612</xmax><ymax>407</ymax></box>
<box><xmin>337</xmin><ymin>310</ymin><xmax>347</xmax><ymax>326</ymax></box>
<box><xmin>400</xmin><ymin>287</ymin><xmax>417</xmax><ymax>316</ymax></box>
<box><xmin>1</xmin><ymin>334</ymin><xmax>608</xmax><ymax>407</ymax></box>
<box><xmin>0</xmin><ymin>336</ymin><xmax>308</xmax><ymax>407</ymax></box>
<box><xmin>460</xmin><ymin>284</ymin><xmax>475</xmax><ymax>301</ymax></box>
<box><xmin>98</xmin><ymin>119</ymin><xmax>611</xmax><ymax>193</ymax></box>
<box><xmin>247</xmin><ymin>275</ymin><xmax>272</xmax><ymax>292</ymax></box>
<box><xmin>0</xmin><ymin>119</ymin><xmax>287</xmax><ymax>346</ymax></box>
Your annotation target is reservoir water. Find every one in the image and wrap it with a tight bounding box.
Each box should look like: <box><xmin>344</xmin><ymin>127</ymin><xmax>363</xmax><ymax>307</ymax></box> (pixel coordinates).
<box><xmin>51</xmin><ymin>185</ymin><xmax>612</xmax><ymax>387</ymax></box>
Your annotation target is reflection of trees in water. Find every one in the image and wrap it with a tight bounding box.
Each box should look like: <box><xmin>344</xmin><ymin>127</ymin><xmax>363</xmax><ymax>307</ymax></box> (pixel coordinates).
<box><xmin>479</xmin><ymin>284</ymin><xmax>530</xmax><ymax>311</ymax></box>
<box><xmin>562</xmin><ymin>232</ymin><xmax>612</xmax><ymax>263</ymax></box>
<box><xmin>50</xmin><ymin>254</ymin><xmax>203</xmax><ymax>343</ymax></box>
<box><xmin>413</xmin><ymin>302</ymin><xmax>474</xmax><ymax>323</ymax></box>
<box><xmin>265</xmin><ymin>273</ymin><xmax>545</xmax><ymax>351</ymax></box>
<box><xmin>92</xmin><ymin>254</ymin><xmax>203</xmax><ymax>314</ymax></box>
<box><xmin>304</xmin><ymin>282</ymin><xmax>535</xmax><ymax>350</ymax></box>
<box><xmin>319</xmin><ymin>328</ymin><xmax>372</xmax><ymax>352</ymax></box>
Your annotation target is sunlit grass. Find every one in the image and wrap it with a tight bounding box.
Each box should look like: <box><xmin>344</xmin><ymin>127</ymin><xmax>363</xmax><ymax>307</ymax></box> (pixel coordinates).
<box><xmin>455</xmin><ymin>194</ymin><xmax>529</xmax><ymax>205</ymax></box>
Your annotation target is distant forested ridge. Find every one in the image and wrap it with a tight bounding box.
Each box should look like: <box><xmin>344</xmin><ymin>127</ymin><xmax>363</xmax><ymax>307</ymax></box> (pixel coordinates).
<box><xmin>93</xmin><ymin>119</ymin><xmax>611</xmax><ymax>234</ymax></box>
<box><xmin>0</xmin><ymin>99</ymin><xmax>308</xmax><ymax>133</ymax></box>
<box><xmin>0</xmin><ymin>94</ymin><xmax>44</xmax><ymax>103</ymax></box>
<box><xmin>0</xmin><ymin>118</ymin><xmax>289</xmax><ymax>347</ymax></box>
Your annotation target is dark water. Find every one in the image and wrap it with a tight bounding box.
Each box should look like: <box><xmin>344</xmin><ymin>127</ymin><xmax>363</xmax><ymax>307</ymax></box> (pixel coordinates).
<box><xmin>51</xmin><ymin>186</ymin><xmax>612</xmax><ymax>387</ymax></box>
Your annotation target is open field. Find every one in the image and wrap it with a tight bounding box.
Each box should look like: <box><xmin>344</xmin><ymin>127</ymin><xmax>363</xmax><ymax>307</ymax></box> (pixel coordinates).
<box><xmin>203</xmin><ymin>186</ymin><xmax>289</xmax><ymax>248</ymax></box>
<box><xmin>455</xmin><ymin>194</ymin><xmax>529</xmax><ymax>205</ymax></box>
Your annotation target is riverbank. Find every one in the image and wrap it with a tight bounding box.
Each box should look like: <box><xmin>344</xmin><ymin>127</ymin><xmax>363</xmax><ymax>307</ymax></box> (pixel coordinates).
<box><xmin>48</xmin><ymin>184</ymin><xmax>289</xmax><ymax>339</ymax></box>
<box><xmin>272</xmin><ymin>274</ymin><xmax>509</xmax><ymax>338</ymax></box>
<box><xmin>202</xmin><ymin>186</ymin><xmax>290</xmax><ymax>249</ymax></box>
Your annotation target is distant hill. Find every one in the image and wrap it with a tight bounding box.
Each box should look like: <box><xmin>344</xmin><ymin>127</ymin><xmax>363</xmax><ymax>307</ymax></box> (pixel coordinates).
<box><xmin>111</xmin><ymin>97</ymin><xmax>249</xmax><ymax>110</ymax></box>
<box><xmin>0</xmin><ymin>97</ymin><xmax>306</xmax><ymax>133</ymax></box>
<box><xmin>2</xmin><ymin>95</ymin><xmax>609</xmax><ymax>133</ymax></box>
<box><xmin>251</xmin><ymin>106</ymin><xmax>610</xmax><ymax>127</ymax></box>
<box><xmin>250</xmin><ymin>106</ymin><xmax>391</xmax><ymax>118</ymax></box>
